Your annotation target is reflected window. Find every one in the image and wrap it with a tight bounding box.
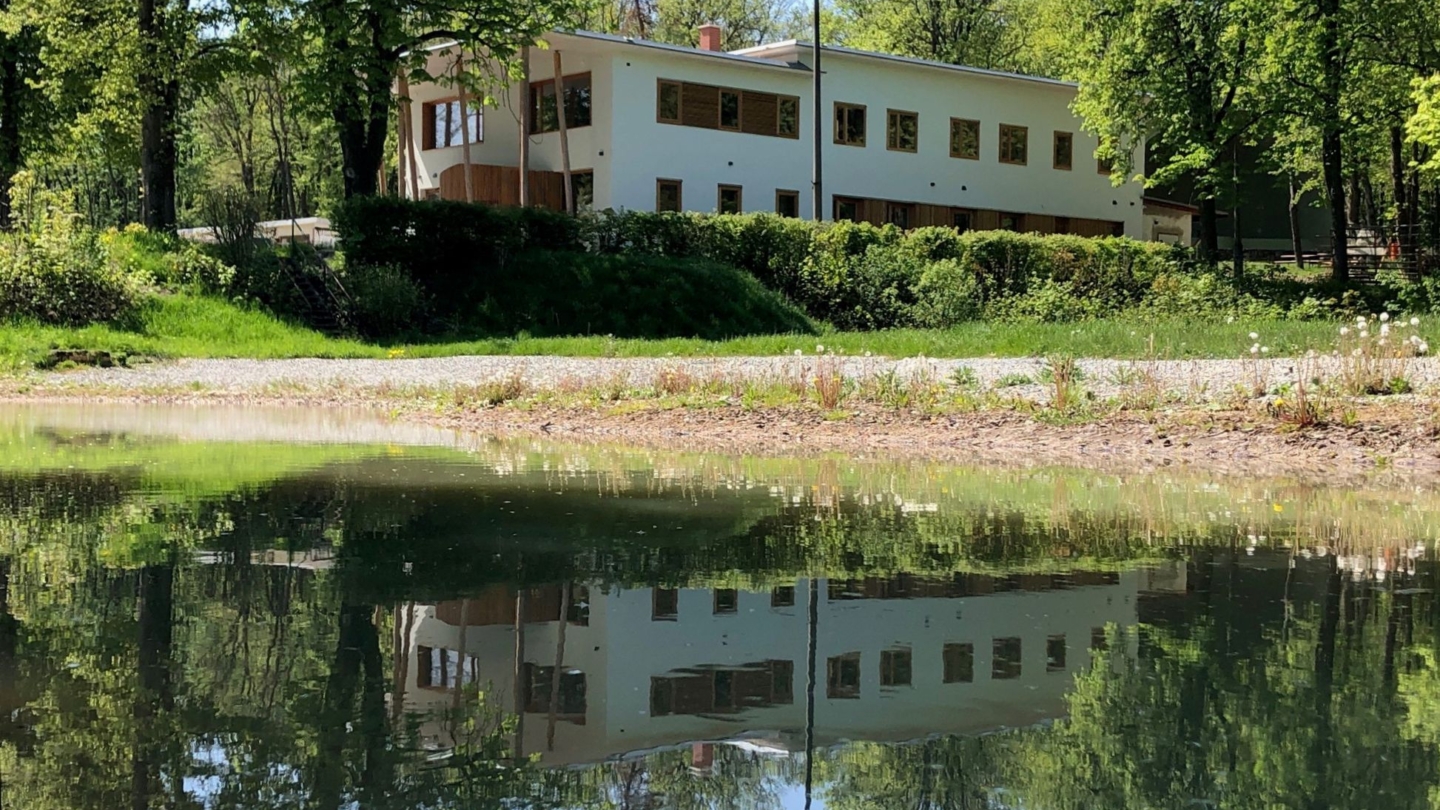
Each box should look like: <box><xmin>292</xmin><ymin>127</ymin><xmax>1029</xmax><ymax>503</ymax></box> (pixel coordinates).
<box><xmin>524</xmin><ymin>664</ymin><xmax>586</xmax><ymax>715</ymax></box>
<box><xmin>880</xmin><ymin>648</ymin><xmax>912</xmax><ymax>687</ymax></box>
<box><xmin>653</xmin><ymin>587</ymin><xmax>679</xmax><ymax>620</ymax></box>
<box><xmin>993</xmin><ymin>637</ymin><xmax>1022</xmax><ymax>680</ymax></box>
<box><xmin>1047</xmin><ymin>634</ymin><xmax>1067</xmax><ymax>671</ymax></box>
<box><xmin>943</xmin><ymin>643</ymin><xmax>974</xmax><ymax>684</ymax></box>
<box><xmin>713</xmin><ymin>588</ymin><xmax>738</xmax><ymax>614</ymax></box>
<box><xmin>827</xmin><ymin>653</ymin><xmax>861</xmax><ymax>698</ymax></box>
<box><xmin>771</xmin><ymin>585</ymin><xmax>796</xmax><ymax>607</ymax></box>
<box><xmin>650</xmin><ymin>676</ymin><xmax>674</xmax><ymax>716</ymax></box>
<box><xmin>771</xmin><ymin>660</ymin><xmax>795</xmax><ymax>704</ymax></box>
<box><xmin>418</xmin><ymin>646</ymin><xmax>479</xmax><ymax>689</ymax></box>
<box><xmin>1091</xmin><ymin>626</ymin><xmax>1108</xmax><ymax>651</ymax></box>
<box><xmin>567</xmin><ymin>584</ymin><xmax>590</xmax><ymax>625</ymax></box>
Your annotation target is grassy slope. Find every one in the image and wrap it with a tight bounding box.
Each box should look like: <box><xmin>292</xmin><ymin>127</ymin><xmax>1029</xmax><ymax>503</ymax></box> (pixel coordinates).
<box><xmin>0</xmin><ymin>292</ymin><xmax>1357</xmax><ymax>370</ymax></box>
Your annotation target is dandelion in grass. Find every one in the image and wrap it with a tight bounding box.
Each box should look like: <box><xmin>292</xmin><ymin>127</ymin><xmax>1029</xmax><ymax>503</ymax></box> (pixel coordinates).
<box><xmin>1249</xmin><ymin>332</ymin><xmax>1259</xmax><ymax>340</ymax></box>
<box><xmin>1360</xmin><ymin>330</ymin><xmax>1369</xmax><ymax>339</ymax></box>
<box><xmin>1412</xmin><ymin>317</ymin><xmax>1421</xmax><ymax>326</ymax></box>
<box><xmin>1381</xmin><ymin>312</ymin><xmax>1390</xmax><ymax>322</ymax></box>
<box><xmin>1261</xmin><ymin>346</ymin><xmax>1269</xmax><ymax>354</ymax></box>
<box><xmin>1250</xmin><ymin>344</ymin><xmax>1260</xmax><ymax>355</ymax></box>
<box><xmin>1340</xmin><ymin>327</ymin><xmax>1350</xmax><ymax>336</ymax></box>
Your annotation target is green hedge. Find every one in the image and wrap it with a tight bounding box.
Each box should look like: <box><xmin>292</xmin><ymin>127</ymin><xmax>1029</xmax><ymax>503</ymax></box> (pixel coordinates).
<box><xmin>332</xmin><ymin>198</ymin><xmax>1195</xmax><ymax>333</ymax></box>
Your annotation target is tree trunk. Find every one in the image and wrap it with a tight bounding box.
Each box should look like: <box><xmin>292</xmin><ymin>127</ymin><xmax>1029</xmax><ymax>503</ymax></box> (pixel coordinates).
<box><xmin>1289</xmin><ymin>174</ymin><xmax>1305</xmax><ymax>268</ymax></box>
<box><xmin>1197</xmin><ymin>196</ymin><xmax>1220</xmax><ymax>263</ymax></box>
<box><xmin>1318</xmin><ymin>0</ymin><xmax>1347</xmax><ymax>282</ymax></box>
<box><xmin>1232</xmin><ymin>205</ymin><xmax>1245</xmax><ymax>279</ymax></box>
<box><xmin>0</xmin><ymin>26</ymin><xmax>24</xmax><ymax>230</ymax></box>
<box><xmin>138</xmin><ymin>0</ymin><xmax>179</xmax><ymax>230</ymax></box>
<box><xmin>1392</xmin><ymin>126</ymin><xmax>1408</xmax><ymax>265</ymax></box>
<box><xmin>131</xmin><ymin>564</ymin><xmax>175</xmax><ymax>810</ymax></box>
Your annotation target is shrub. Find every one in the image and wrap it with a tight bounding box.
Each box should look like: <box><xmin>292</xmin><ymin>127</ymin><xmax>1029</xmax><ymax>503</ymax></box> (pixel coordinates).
<box><xmin>469</xmin><ymin>249</ymin><xmax>815</xmax><ymax>339</ymax></box>
<box><xmin>0</xmin><ymin>173</ymin><xmax>142</xmax><ymax>326</ymax></box>
<box><xmin>344</xmin><ymin>264</ymin><xmax>429</xmax><ymax>339</ymax></box>
<box><xmin>911</xmin><ymin>258</ymin><xmax>981</xmax><ymax>328</ymax></box>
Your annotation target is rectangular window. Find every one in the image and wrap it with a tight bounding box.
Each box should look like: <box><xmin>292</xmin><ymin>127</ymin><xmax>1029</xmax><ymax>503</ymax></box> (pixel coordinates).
<box><xmin>1047</xmin><ymin>635</ymin><xmax>1068</xmax><ymax>671</ymax></box>
<box><xmin>879</xmin><ymin>648</ymin><xmax>912</xmax><ymax>687</ymax></box>
<box><xmin>778</xmin><ymin>96</ymin><xmax>800</xmax><ymax>137</ymax></box>
<box><xmin>570</xmin><ymin>172</ymin><xmax>595</xmax><ymax>214</ymax></box>
<box><xmin>717</xmin><ymin>185</ymin><xmax>742</xmax><ymax>215</ymax></box>
<box><xmin>713</xmin><ymin>587</ymin><xmax>739</xmax><ymax>614</ymax></box>
<box><xmin>1053</xmin><ymin>131</ymin><xmax>1073</xmax><ymax>170</ymax></box>
<box><xmin>827</xmin><ymin>653</ymin><xmax>861</xmax><ymax>698</ymax></box>
<box><xmin>993</xmin><ymin>637</ymin><xmax>1022</xmax><ymax>679</ymax></box>
<box><xmin>771</xmin><ymin>584</ymin><xmax>796</xmax><ymax>607</ymax></box>
<box><xmin>1098</xmin><ymin>154</ymin><xmax>1114</xmax><ymax>175</ymax></box>
<box><xmin>999</xmin><ymin>124</ymin><xmax>1028</xmax><ymax>165</ymax></box>
<box><xmin>720</xmin><ymin>89</ymin><xmax>741</xmax><ymax>130</ymax></box>
<box><xmin>656</xmin><ymin>179</ymin><xmax>682</xmax><ymax>213</ymax></box>
<box><xmin>834</xmin><ymin>102</ymin><xmax>867</xmax><ymax>146</ymax></box>
<box><xmin>834</xmin><ymin>197</ymin><xmax>861</xmax><ymax>222</ymax></box>
<box><xmin>771</xmin><ymin>660</ymin><xmax>795</xmax><ymax>703</ymax></box>
<box><xmin>886</xmin><ymin>202</ymin><xmax>912</xmax><ymax>229</ymax></box>
<box><xmin>529</xmin><ymin>73</ymin><xmax>592</xmax><ymax>134</ymax></box>
<box><xmin>652</xmin><ymin>587</ymin><xmax>679</xmax><ymax>620</ymax></box>
<box><xmin>886</xmin><ymin>109</ymin><xmax>918</xmax><ymax>152</ymax></box>
<box><xmin>1091</xmin><ymin>626</ymin><xmax>1109</xmax><ymax>651</ymax></box>
<box><xmin>1055</xmin><ymin>215</ymin><xmax>1072</xmax><ymax>234</ymax></box>
<box><xmin>952</xmin><ymin>208</ymin><xmax>973</xmax><ymax>232</ymax></box>
<box><xmin>999</xmin><ymin>213</ymin><xmax>1023</xmax><ymax>232</ymax></box>
<box><xmin>950</xmin><ymin>118</ymin><xmax>980</xmax><ymax>159</ymax></box>
<box><xmin>775</xmin><ymin>189</ymin><xmax>800</xmax><ymax>218</ymax></box>
<box><xmin>525</xmin><ymin>664</ymin><xmax>587</xmax><ymax>715</ymax></box>
<box><xmin>657</xmin><ymin>79</ymin><xmax>682</xmax><ymax>123</ymax></box>
<box><xmin>650</xmin><ymin>677</ymin><xmax>674</xmax><ymax>716</ymax></box>
<box><xmin>422</xmin><ymin>99</ymin><xmax>482</xmax><ymax>149</ymax></box>
<box><xmin>943</xmin><ymin>643</ymin><xmax>974</xmax><ymax>683</ymax></box>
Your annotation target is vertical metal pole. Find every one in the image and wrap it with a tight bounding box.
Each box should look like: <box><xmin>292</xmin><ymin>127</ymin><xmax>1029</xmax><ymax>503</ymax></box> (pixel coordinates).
<box><xmin>803</xmin><ymin>577</ymin><xmax>819</xmax><ymax>809</ymax></box>
<box><xmin>811</xmin><ymin>0</ymin><xmax>823</xmax><ymax>221</ymax></box>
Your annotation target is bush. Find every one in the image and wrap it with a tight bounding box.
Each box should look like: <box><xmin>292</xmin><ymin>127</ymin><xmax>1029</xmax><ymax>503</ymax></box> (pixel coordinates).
<box><xmin>469</xmin><ymin>250</ymin><xmax>815</xmax><ymax>339</ymax></box>
<box><xmin>344</xmin><ymin>264</ymin><xmax>429</xmax><ymax>339</ymax></box>
<box><xmin>911</xmin><ymin>258</ymin><xmax>981</xmax><ymax>327</ymax></box>
<box><xmin>0</xmin><ymin>174</ymin><xmax>142</xmax><ymax>326</ymax></box>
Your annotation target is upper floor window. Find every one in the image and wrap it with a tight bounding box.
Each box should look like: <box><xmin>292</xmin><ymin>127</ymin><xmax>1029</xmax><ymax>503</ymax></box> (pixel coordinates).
<box><xmin>1053</xmin><ymin>131</ymin><xmax>1073</xmax><ymax>170</ymax></box>
<box><xmin>656</xmin><ymin>79</ymin><xmax>798</xmax><ymax>138</ymax></box>
<box><xmin>834</xmin><ymin>102</ymin><xmax>866</xmax><ymax>146</ymax></box>
<box><xmin>886</xmin><ymin>109</ymin><xmax>918</xmax><ymax>153</ymax></box>
<box><xmin>529</xmin><ymin>72</ymin><xmax>592</xmax><ymax>134</ymax></box>
<box><xmin>1098</xmin><ymin>154</ymin><xmax>1115</xmax><ymax>175</ymax></box>
<box><xmin>999</xmin><ymin>124</ymin><xmax>1028</xmax><ymax>165</ymax></box>
<box><xmin>422</xmin><ymin>99</ymin><xmax>482</xmax><ymax>149</ymax></box>
<box><xmin>950</xmin><ymin>118</ymin><xmax>979</xmax><ymax>159</ymax></box>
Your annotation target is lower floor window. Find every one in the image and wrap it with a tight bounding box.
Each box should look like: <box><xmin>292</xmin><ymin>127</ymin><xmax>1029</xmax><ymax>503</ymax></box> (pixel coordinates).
<box><xmin>718</xmin><ymin>184</ymin><xmax>743</xmax><ymax>214</ymax></box>
<box><xmin>776</xmin><ymin>189</ymin><xmax>800</xmax><ymax>218</ymax></box>
<box><xmin>570</xmin><ymin>172</ymin><xmax>594</xmax><ymax>213</ymax></box>
<box><xmin>657</xmin><ymin>179</ymin><xmax>682</xmax><ymax>212</ymax></box>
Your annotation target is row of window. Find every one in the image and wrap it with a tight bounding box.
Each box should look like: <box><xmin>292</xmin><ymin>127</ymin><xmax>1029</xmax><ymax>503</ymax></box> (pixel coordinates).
<box><xmin>656</xmin><ymin>79</ymin><xmax>800</xmax><ymax>138</ymax></box>
<box><xmin>837</xmin><ymin>102</ymin><xmax>1112</xmax><ymax>172</ymax></box>
<box><xmin>826</xmin><ymin>631</ymin><xmax>1108</xmax><ymax>698</ymax></box>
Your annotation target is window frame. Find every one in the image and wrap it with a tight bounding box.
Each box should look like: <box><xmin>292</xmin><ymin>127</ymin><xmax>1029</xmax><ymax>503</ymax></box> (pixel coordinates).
<box><xmin>1047</xmin><ymin>634</ymin><xmax>1068</xmax><ymax>672</ymax></box>
<box><xmin>886</xmin><ymin>109</ymin><xmax>919</xmax><ymax>153</ymax></box>
<box><xmin>778</xmin><ymin>95</ymin><xmax>801</xmax><ymax>138</ymax></box>
<box><xmin>879</xmin><ymin>648</ymin><xmax>913</xmax><ymax>687</ymax></box>
<box><xmin>1098</xmin><ymin>154</ymin><xmax>1115</xmax><ymax>175</ymax></box>
<box><xmin>775</xmin><ymin>189</ymin><xmax>800</xmax><ymax>218</ymax></box>
<box><xmin>656</xmin><ymin>178</ymin><xmax>683</xmax><ymax>213</ymax></box>
<box><xmin>1053</xmin><ymin>130</ymin><xmax>1074</xmax><ymax>170</ymax></box>
<box><xmin>834</xmin><ymin>196</ymin><xmax>862</xmax><ymax>222</ymax></box>
<box><xmin>943</xmin><ymin>642</ymin><xmax>975</xmax><ymax>684</ymax></box>
<box><xmin>569</xmin><ymin>170</ymin><xmax>595</xmax><ymax>214</ymax></box>
<box><xmin>421</xmin><ymin>97</ymin><xmax>483</xmax><ymax>150</ymax></box>
<box><xmin>885</xmin><ymin>201</ymin><xmax>913</xmax><ymax>229</ymax></box>
<box><xmin>949</xmin><ymin>117</ymin><xmax>980</xmax><ymax>160</ymax></box>
<box><xmin>998</xmin><ymin>123</ymin><xmax>1029</xmax><ymax>166</ymax></box>
<box><xmin>827</xmin><ymin>652</ymin><xmax>862</xmax><ymax>699</ymax></box>
<box><xmin>656</xmin><ymin>79</ymin><xmax>682</xmax><ymax>124</ymax></box>
<box><xmin>719</xmin><ymin>88</ymin><xmax>742</xmax><ymax>131</ymax></box>
<box><xmin>717</xmin><ymin>184</ymin><xmax>743</xmax><ymax>215</ymax></box>
<box><xmin>992</xmin><ymin>637</ymin><xmax>1023</xmax><ymax>680</ymax></box>
<box><xmin>713</xmin><ymin>587</ymin><xmax>739</xmax><ymax>614</ymax></box>
<box><xmin>770</xmin><ymin>584</ymin><xmax>797</xmax><ymax>606</ymax></box>
<box><xmin>951</xmin><ymin>207</ymin><xmax>975</xmax><ymax>232</ymax></box>
<box><xmin>651</xmin><ymin>587</ymin><xmax>679</xmax><ymax>620</ymax></box>
<box><xmin>528</xmin><ymin>71</ymin><xmax>593</xmax><ymax>135</ymax></box>
<box><xmin>834</xmin><ymin>102</ymin><xmax>867</xmax><ymax>147</ymax></box>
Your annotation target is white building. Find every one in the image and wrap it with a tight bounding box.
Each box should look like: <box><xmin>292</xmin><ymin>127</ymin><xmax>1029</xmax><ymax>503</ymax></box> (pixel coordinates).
<box><xmin>396</xmin><ymin>566</ymin><xmax>1185</xmax><ymax>767</ymax></box>
<box><xmin>402</xmin><ymin>29</ymin><xmax>1152</xmax><ymax>238</ymax></box>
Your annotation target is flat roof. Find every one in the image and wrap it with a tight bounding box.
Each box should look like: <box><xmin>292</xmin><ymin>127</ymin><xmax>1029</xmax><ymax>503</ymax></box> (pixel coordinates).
<box><xmin>733</xmin><ymin>40</ymin><xmax>1078</xmax><ymax>90</ymax></box>
<box><xmin>423</xmin><ymin>30</ymin><xmax>808</xmax><ymax>73</ymax></box>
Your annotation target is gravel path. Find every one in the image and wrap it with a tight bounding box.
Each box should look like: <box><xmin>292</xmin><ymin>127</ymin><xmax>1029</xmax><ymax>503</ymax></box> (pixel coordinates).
<box><xmin>39</xmin><ymin>354</ymin><xmax>1440</xmax><ymax>402</ymax></box>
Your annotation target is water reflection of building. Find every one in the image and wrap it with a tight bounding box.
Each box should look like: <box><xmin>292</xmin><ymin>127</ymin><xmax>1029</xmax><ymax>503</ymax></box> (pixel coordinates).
<box><xmin>400</xmin><ymin>565</ymin><xmax>1184</xmax><ymax>766</ymax></box>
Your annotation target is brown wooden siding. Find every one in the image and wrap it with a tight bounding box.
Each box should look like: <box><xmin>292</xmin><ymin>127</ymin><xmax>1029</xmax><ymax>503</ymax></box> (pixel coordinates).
<box><xmin>833</xmin><ymin>193</ymin><xmax>1124</xmax><ymax>237</ymax></box>
<box><xmin>437</xmin><ymin>163</ymin><xmax>566</xmax><ymax>210</ymax></box>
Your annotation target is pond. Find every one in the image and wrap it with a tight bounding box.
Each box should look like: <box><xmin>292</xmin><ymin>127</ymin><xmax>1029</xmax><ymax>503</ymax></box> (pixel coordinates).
<box><xmin>2</xmin><ymin>403</ymin><xmax>1440</xmax><ymax>808</ymax></box>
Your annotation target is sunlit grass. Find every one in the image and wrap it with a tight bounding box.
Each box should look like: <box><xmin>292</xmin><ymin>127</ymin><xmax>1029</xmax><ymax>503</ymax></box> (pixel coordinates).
<box><xmin>0</xmin><ymin>292</ymin><xmax>1369</xmax><ymax>370</ymax></box>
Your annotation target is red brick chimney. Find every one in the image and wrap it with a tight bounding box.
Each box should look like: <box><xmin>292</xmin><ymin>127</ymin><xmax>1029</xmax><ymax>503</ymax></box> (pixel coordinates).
<box><xmin>698</xmin><ymin>24</ymin><xmax>722</xmax><ymax>52</ymax></box>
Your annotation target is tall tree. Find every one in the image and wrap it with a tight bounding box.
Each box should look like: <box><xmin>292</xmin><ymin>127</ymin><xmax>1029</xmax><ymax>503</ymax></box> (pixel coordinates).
<box><xmin>835</xmin><ymin>0</ymin><xmax>1024</xmax><ymax>70</ymax></box>
<box><xmin>1069</xmin><ymin>0</ymin><xmax>1267</xmax><ymax>263</ymax></box>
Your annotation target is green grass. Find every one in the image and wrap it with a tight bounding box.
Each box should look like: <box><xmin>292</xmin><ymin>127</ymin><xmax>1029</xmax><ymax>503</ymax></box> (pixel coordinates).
<box><xmin>0</xmin><ymin>292</ymin><xmax>1377</xmax><ymax>370</ymax></box>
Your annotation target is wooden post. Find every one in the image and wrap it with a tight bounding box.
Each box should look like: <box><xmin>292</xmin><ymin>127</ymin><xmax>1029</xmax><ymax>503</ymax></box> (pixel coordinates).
<box><xmin>512</xmin><ymin>589</ymin><xmax>527</xmax><ymax>762</ymax></box>
<box><xmin>456</xmin><ymin>53</ymin><xmax>475</xmax><ymax>203</ymax></box>
<box><xmin>518</xmin><ymin>46</ymin><xmax>531</xmax><ymax>207</ymax></box>
<box><xmin>552</xmin><ymin>50</ymin><xmax>573</xmax><ymax>214</ymax></box>
<box><xmin>395</xmin><ymin>70</ymin><xmax>409</xmax><ymax>198</ymax></box>
<box><xmin>397</xmin><ymin>70</ymin><xmax>421</xmax><ymax>200</ymax></box>
<box><xmin>453</xmin><ymin>598</ymin><xmax>470</xmax><ymax>710</ymax></box>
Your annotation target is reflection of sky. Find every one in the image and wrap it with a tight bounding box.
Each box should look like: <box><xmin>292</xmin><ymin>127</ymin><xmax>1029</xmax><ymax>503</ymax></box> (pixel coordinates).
<box><xmin>778</xmin><ymin>781</ymin><xmax>827</xmax><ymax>810</ymax></box>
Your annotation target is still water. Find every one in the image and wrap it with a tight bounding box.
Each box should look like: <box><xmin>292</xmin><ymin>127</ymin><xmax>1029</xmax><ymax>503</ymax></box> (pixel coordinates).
<box><xmin>2</xmin><ymin>404</ymin><xmax>1440</xmax><ymax>808</ymax></box>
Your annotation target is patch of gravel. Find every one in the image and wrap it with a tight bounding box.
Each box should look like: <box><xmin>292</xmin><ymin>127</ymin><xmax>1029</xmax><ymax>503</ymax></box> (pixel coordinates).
<box><xmin>38</xmin><ymin>354</ymin><xmax>1440</xmax><ymax>403</ymax></box>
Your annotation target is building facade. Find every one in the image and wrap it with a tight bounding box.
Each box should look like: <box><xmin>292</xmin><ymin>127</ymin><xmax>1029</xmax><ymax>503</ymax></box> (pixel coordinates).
<box><xmin>404</xmin><ymin>30</ymin><xmax>1149</xmax><ymax>238</ymax></box>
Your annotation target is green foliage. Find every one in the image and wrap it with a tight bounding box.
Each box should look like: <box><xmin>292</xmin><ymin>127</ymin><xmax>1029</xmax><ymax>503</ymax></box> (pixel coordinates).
<box><xmin>471</xmin><ymin>249</ymin><xmax>815</xmax><ymax>339</ymax></box>
<box><xmin>341</xmin><ymin>263</ymin><xmax>429</xmax><ymax>339</ymax></box>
